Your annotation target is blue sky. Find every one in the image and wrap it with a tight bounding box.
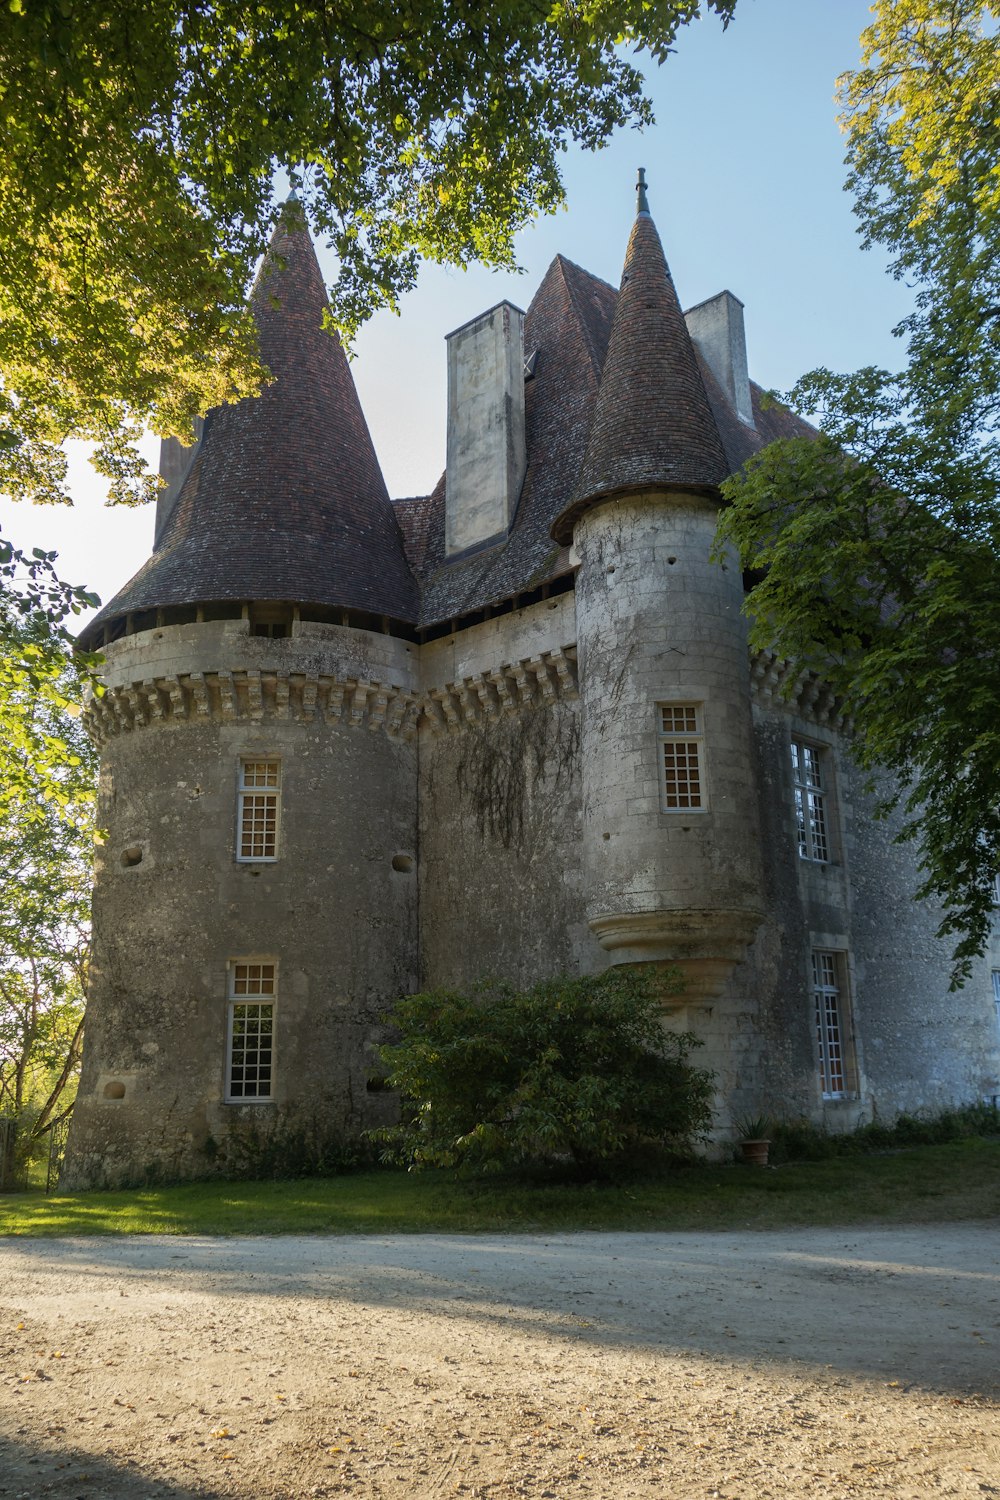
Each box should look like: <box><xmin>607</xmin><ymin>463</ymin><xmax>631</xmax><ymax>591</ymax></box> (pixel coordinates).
<box><xmin>1</xmin><ymin>0</ymin><xmax>910</xmax><ymax>614</ymax></box>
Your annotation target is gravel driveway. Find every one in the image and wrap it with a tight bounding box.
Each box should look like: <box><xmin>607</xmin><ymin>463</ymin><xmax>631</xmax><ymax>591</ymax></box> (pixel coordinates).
<box><xmin>1</xmin><ymin>1225</ymin><xmax>998</xmax><ymax>1498</ymax></box>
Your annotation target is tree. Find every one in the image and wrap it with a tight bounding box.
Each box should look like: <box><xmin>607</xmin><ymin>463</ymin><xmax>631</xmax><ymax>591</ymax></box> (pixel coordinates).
<box><xmin>716</xmin><ymin>0</ymin><xmax>1000</xmax><ymax>986</ymax></box>
<box><xmin>0</xmin><ymin>634</ymin><xmax>95</xmax><ymax>1188</ymax></box>
<box><xmin>0</xmin><ymin>530</ymin><xmax>99</xmax><ymax>808</ymax></box>
<box><xmin>0</xmin><ymin>0</ymin><xmax>737</xmax><ymax>508</ymax></box>
<box><xmin>373</xmin><ymin>967</ymin><xmax>713</xmax><ymax>1176</ymax></box>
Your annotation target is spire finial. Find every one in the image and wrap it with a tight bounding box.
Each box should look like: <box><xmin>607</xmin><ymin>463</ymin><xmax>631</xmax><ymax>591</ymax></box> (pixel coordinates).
<box><xmin>636</xmin><ymin>167</ymin><xmax>649</xmax><ymax>216</ymax></box>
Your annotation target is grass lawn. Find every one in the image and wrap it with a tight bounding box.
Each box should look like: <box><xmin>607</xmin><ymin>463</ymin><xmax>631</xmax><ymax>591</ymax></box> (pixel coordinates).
<box><xmin>1</xmin><ymin>1137</ymin><xmax>998</xmax><ymax>1237</ymax></box>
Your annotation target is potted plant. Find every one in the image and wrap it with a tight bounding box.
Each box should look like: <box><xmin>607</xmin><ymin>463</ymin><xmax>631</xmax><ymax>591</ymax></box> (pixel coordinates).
<box><xmin>735</xmin><ymin>1114</ymin><xmax>772</xmax><ymax>1167</ymax></box>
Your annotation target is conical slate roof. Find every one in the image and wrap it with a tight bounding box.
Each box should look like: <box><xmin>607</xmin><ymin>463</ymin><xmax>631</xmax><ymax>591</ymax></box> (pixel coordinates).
<box><xmin>550</xmin><ymin>185</ymin><xmax>728</xmax><ymax>544</ymax></box>
<box><xmin>81</xmin><ymin>211</ymin><xmax>418</xmax><ymax>645</ymax></box>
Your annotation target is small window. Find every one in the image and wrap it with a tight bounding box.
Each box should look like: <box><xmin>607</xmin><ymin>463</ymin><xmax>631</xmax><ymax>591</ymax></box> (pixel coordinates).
<box><xmin>226</xmin><ymin>962</ymin><xmax>276</xmax><ymax>1102</ymax></box>
<box><xmin>992</xmin><ymin>971</ymin><xmax>1000</xmax><ymax>1034</ymax></box>
<box><xmin>657</xmin><ymin>703</ymin><xmax>706</xmax><ymax>812</ymax></box>
<box><xmin>812</xmin><ymin>950</ymin><xmax>856</xmax><ymax>1099</ymax></box>
<box><xmin>792</xmin><ymin>739</ymin><xmax>830</xmax><ymax>862</ymax></box>
<box><xmin>237</xmin><ymin>759</ymin><xmax>280</xmax><ymax>862</ymax></box>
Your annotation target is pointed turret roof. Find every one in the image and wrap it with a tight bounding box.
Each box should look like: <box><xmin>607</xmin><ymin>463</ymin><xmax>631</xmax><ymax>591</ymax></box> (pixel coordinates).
<box><xmin>81</xmin><ymin>208</ymin><xmax>417</xmax><ymax>645</ymax></box>
<box><xmin>550</xmin><ymin>173</ymin><xmax>728</xmax><ymax>544</ymax></box>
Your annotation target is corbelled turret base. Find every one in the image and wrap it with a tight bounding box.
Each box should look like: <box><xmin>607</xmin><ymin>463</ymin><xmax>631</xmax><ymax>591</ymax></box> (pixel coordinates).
<box><xmin>589</xmin><ymin>908</ymin><xmax>763</xmax><ymax>1001</ymax></box>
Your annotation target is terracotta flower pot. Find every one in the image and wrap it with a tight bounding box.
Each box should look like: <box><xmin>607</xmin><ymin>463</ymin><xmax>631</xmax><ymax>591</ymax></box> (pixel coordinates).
<box><xmin>738</xmin><ymin>1138</ymin><xmax>770</xmax><ymax>1167</ymax></box>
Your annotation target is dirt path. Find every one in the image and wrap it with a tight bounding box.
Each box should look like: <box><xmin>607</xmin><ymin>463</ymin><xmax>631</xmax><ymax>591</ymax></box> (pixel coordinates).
<box><xmin>1</xmin><ymin>1225</ymin><xmax>998</xmax><ymax>1499</ymax></box>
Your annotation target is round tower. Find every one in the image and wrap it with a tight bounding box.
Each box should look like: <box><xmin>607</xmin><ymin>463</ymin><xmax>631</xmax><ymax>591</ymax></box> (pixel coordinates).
<box><xmin>62</xmin><ymin>215</ymin><xmax>420</xmax><ymax>1189</ymax></box>
<box><xmin>552</xmin><ymin>174</ymin><xmax>764</xmax><ymax>1001</ymax></box>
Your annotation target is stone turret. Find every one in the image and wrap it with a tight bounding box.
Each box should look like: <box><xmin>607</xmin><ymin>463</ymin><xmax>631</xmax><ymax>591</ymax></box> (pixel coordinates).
<box><xmin>553</xmin><ymin>171</ymin><xmax>764</xmax><ymax>1001</ymax></box>
<box><xmin>63</xmin><ymin>211</ymin><xmax>421</xmax><ymax>1190</ymax></box>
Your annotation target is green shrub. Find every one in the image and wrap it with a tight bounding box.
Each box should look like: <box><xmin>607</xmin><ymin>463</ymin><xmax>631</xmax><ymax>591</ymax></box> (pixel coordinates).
<box><xmin>210</xmin><ymin>1106</ymin><xmax>367</xmax><ymax>1181</ymax></box>
<box><xmin>372</xmin><ymin>967</ymin><xmax>714</xmax><ymax>1178</ymax></box>
<box><xmin>769</xmin><ymin>1100</ymin><xmax>1000</xmax><ymax>1164</ymax></box>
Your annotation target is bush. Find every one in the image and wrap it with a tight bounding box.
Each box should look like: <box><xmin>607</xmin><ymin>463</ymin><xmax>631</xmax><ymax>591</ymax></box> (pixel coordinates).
<box><xmin>207</xmin><ymin>1106</ymin><xmax>367</xmax><ymax>1181</ymax></box>
<box><xmin>768</xmin><ymin>1100</ymin><xmax>1000</xmax><ymax>1164</ymax></box>
<box><xmin>372</xmin><ymin>967</ymin><xmax>714</xmax><ymax>1177</ymax></box>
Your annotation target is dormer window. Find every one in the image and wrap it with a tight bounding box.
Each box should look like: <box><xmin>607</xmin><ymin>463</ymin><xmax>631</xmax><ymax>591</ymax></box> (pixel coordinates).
<box><xmin>248</xmin><ymin>602</ymin><xmax>293</xmax><ymax>638</ymax></box>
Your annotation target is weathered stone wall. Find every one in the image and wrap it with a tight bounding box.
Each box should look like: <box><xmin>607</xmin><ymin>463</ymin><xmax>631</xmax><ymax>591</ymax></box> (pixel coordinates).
<box><xmin>744</xmin><ymin>703</ymin><xmax>866</xmax><ymax>1130</ymax></box>
<box><xmin>572</xmin><ymin>491</ymin><xmax>764</xmax><ymax>991</ymax></box>
<box><xmin>65</xmin><ymin>591</ymin><xmax>1000</xmax><ymax>1188</ymax></box>
<box><xmin>62</xmin><ymin>619</ymin><xmax>420</xmax><ymax>1189</ymax></box>
<box><xmin>741</xmin><ymin>696</ymin><xmax>1000</xmax><ymax>1129</ymax></box>
<box><xmin>844</xmin><ymin>762</ymin><xmax>1000</xmax><ymax>1117</ymax></box>
<box><xmin>417</xmin><ymin>594</ymin><xmax>599</xmax><ymax>990</ymax></box>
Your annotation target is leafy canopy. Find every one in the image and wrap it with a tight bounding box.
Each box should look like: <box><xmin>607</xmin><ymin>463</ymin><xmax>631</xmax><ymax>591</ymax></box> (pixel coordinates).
<box><xmin>0</xmin><ymin>531</ymin><xmax>99</xmax><ymax>811</ymax></box>
<box><xmin>717</xmin><ymin>0</ymin><xmax>1000</xmax><ymax>985</ymax></box>
<box><xmin>373</xmin><ymin>967</ymin><xmax>713</xmax><ymax>1176</ymax></box>
<box><xmin>0</xmin><ymin>625</ymin><xmax>95</xmax><ymax>1183</ymax></box>
<box><xmin>0</xmin><ymin>0</ymin><xmax>736</xmax><ymax>507</ymax></box>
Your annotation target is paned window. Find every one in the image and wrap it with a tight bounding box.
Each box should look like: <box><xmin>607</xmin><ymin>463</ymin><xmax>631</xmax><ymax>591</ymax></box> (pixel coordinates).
<box><xmin>792</xmin><ymin>740</ymin><xmax>829</xmax><ymax>861</ymax></box>
<box><xmin>992</xmin><ymin>971</ymin><xmax>1000</xmax><ymax>1035</ymax></box>
<box><xmin>237</xmin><ymin>759</ymin><xmax>280</xmax><ymax>861</ymax></box>
<box><xmin>812</xmin><ymin>950</ymin><xmax>855</xmax><ymax>1099</ymax></box>
<box><xmin>658</xmin><ymin>703</ymin><xmax>706</xmax><ymax>811</ymax></box>
<box><xmin>226</xmin><ymin>962</ymin><xmax>275</xmax><ymax>1102</ymax></box>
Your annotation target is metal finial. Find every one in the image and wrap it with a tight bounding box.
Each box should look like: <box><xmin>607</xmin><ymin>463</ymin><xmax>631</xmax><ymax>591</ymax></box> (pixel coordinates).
<box><xmin>636</xmin><ymin>167</ymin><xmax>649</xmax><ymax>215</ymax></box>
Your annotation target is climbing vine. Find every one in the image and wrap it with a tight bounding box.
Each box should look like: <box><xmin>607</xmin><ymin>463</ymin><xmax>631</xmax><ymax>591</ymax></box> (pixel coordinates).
<box><xmin>455</xmin><ymin>704</ymin><xmax>580</xmax><ymax>851</ymax></box>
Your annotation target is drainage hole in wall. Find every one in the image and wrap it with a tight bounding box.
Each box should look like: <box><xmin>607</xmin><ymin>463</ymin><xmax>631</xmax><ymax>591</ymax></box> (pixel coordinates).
<box><xmin>667</xmin><ymin>556</ymin><xmax>677</xmax><ymax>565</ymax></box>
<box><xmin>391</xmin><ymin>853</ymin><xmax>414</xmax><ymax>873</ymax></box>
<box><xmin>103</xmin><ymin>1081</ymin><xmax>126</xmax><ymax>1100</ymax></box>
<box><xmin>120</xmin><ymin>846</ymin><xmax>143</xmax><ymax>868</ymax></box>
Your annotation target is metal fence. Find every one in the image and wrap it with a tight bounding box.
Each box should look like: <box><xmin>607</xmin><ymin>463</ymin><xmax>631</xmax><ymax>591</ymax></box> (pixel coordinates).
<box><xmin>46</xmin><ymin>1116</ymin><xmax>70</xmax><ymax>1193</ymax></box>
<box><xmin>0</xmin><ymin>1117</ymin><xmax>25</xmax><ymax>1191</ymax></box>
<box><xmin>0</xmin><ymin>1115</ymin><xmax>71</xmax><ymax>1193</ymax></box>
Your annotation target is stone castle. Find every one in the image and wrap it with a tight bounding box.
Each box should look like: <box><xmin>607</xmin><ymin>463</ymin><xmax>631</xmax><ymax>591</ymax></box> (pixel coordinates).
<box><xmin>61</xmin><ymin>177</ymin><xmax>1000</xmax><ymax>1188</ymax></box>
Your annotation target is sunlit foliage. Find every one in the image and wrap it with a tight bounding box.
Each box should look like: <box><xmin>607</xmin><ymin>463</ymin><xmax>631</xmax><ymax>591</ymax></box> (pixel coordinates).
<box><xmin>0</xmin><ymin>0</ymin><xmax>736</xmax><ymax>507</ymax></box>
<box><xmin>717</xmin><ymin>1</ymin><xmax>1000</xmax><ymax>985</ymax></box>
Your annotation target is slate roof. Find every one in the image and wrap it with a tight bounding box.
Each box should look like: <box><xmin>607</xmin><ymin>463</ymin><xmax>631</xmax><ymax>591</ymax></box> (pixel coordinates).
<box><xmin>80</xmin><ymin>213</ymin><xmax>418</xmax><ymax>647</ymax></box>
<box><xmin>403</xmin><ymin>254</ymin><xmax>616</xmax><ymax>627</ymax></box>
<box><xmin>84</xmin><ymin>197</ymin><xmax>816</xmax><ymax>643</ymax></box>
<box><xmin>396</xmin><ymin>226</ymin><xmax>815</xmax><ymax>624</ymax></box>
<box><xmin>550</xmin><ymin>210</ymin><xmax>729</xmax><ymax>545</ymax></box>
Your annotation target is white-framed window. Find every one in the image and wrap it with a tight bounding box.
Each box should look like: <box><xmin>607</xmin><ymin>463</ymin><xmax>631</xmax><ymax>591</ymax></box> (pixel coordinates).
<box><xmin>237</xmin><ymin>759</ymin><xmax>280</xmax><ymax>861</ymax></box>
<box><xmin>657</xmin><ymin>703</ymin><xmax>706</xmax><ymax>812</ymax></box>
<box><xmin>792</xmin><ymin>739</ymin><xmax>829</xmax><ymax>862</ymax></box>
<box><xmin>992</xmin><ymin>970</ymin><xmax>1000</xmax><ymax>1034</ymax></box>
<box><xmin>992</xmin><ymin>873</ymin><xmax>1000</xmax><ymax>907</ymax></box>
<box><xmin>226</xmin><ymin>961</ymin><xmax>276</xmax><ymax>1102</ymax></box>
<box><xmin>812</xmin><ymin>949</ymin><xmax>856</xmax><ymax>1099</ymax></box>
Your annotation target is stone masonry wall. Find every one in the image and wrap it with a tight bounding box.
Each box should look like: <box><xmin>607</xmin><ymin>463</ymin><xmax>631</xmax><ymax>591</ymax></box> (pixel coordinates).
<box><xmin>417</xmin><ymin>594</ymin><xmax>598</xmax><ymax>990</ymax></box>
<box><xmin>62</xmin><ymin>619</ymin><xmax>420</xmax><ymax>1189</ymax></box>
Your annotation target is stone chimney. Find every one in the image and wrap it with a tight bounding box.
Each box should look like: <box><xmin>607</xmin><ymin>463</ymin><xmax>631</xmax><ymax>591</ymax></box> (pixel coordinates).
<box><xmin>445</xmin><ymin>301</ymin><xmax>527</xmax><ymax>557</ymax></box>
<box><xmin>155</xmin><ymin>417</ymin><xmax>204</xmax><ymax>545</ymax></box>
<box><xmin>684</xmin><ymin>290</ymin><xmax>754</xmax><ymax>429</ymax></box>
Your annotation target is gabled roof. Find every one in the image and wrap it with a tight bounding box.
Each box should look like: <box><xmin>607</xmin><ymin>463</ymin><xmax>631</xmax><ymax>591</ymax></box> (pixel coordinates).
<box><xmin>80</xmin><ymin>211</ymin><xmax>417</xmax><ymax>646</ymax></box>
<box><xmin>551</xmin><ymin>206</ymin><xmax>729</xmax><ymax>544</ymax></box>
